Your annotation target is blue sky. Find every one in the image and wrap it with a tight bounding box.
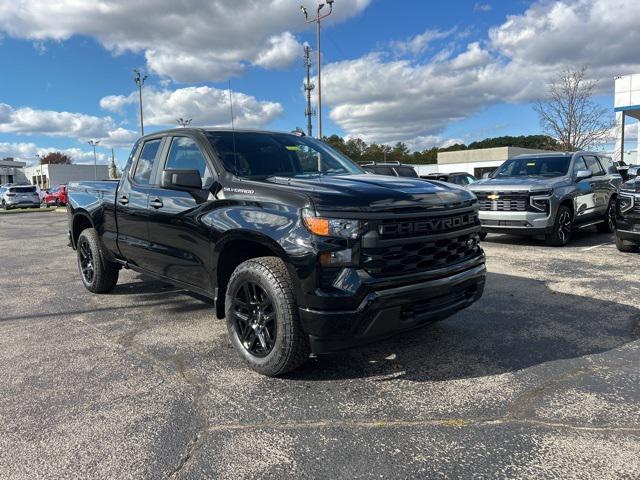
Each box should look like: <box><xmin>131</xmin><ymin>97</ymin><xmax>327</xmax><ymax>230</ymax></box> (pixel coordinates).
<box><xmin>0</xmin><ymin>0</ymin><xmax>637</xmax><ymax>166</ymax></box>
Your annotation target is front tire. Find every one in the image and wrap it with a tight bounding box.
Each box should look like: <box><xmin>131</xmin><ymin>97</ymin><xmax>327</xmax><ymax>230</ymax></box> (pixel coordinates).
<box><xmin>545</xmin><ymin>205</ymin><xmax>573</xmax><ymax>246</ymax></box>
<box><xmin>597</xmin><ymin>200</ymin><xmax>616</xmax><ymax>233</ymax></box>
<box><xmin>225</xmin><ymin>257</ymin><xmax>310</xmax><ymax>376</ymax></box>
<box><xmin>77</xmin><ymin>228</ymin><xmax>119</xmax><ymax>293</ymax></box>
<box><xmin>615</xmin><ymin>234</ymin><xmax>639</xmax><ymax>253</ymax></box>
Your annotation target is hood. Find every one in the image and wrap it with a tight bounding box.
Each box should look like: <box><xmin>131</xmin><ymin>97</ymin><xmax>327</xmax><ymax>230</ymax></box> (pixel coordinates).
<box><xmin>469</xmin><ymin>176</ymin><xmax>568</xmax><ymax>192</ymax></box>
<box><xmin>621</xmin><ymin>177</ymin><xmax>640</xmax><ymax>193</ymax></box>
<box><xmin>258</xmin><ymin>174</ymin><xmax>475</xmax><ymax>211</ymax></box>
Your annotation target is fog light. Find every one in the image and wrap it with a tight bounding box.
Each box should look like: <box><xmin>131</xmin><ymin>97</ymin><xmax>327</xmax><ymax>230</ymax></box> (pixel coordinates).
<box><xmin>319</xmin><ymin>249</ymin><xmax>353</xmax><ymax>267</ymax></box>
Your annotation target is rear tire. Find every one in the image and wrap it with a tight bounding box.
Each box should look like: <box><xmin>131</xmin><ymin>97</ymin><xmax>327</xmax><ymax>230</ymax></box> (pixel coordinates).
<box><xmin>225</xmin><ymin>256</ymin><xmax>310</xmax><ymax>376</ymax></box>
<box><xmin>2</xmin><ymin>201</ymin><xmax>8</xmax><ymax>210</ymax></box>
<box><xmin>545</xmin><ymin>205</ymin><xmax>573</xmax><ymax>246</ymax></box>
<box><xmin>615</xmin><ymin>234</ymin><xmax>639</xmax><ymax>253</ymax></box>
<box><xmin>77</xmin><ymin>228</ymin><xmax>119</xmax><ymax>293</ymax></box>
<box><xmin>597</xmin><ymin>200</ymin><xmax>616</xmax><ymax>233</ymax></box>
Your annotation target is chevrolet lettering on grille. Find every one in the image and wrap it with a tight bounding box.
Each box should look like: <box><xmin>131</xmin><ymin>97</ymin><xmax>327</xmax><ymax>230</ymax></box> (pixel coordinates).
<box><xmin>379</xmin><ymin>213</ymin><xmax>477</xmax><ymax>236</ymax></box>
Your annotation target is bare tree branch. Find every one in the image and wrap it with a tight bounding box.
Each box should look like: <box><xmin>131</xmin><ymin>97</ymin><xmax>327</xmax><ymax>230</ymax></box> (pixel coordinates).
<box><xmin>534</xmin><ymin>66</ymin><xmax>613</xmax><ymax>151</ymax></box>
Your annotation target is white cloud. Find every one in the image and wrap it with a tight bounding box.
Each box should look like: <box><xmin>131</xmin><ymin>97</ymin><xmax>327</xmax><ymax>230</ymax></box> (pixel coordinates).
<box><xmin>254</xmin><ymin>32</ymin><xmax>302</xmax><ymax>70</ymax></box>
<box><xmin>390</xmin><ymin>29</ymin><xmax>455</xmax><ymax>56</ymax></box>
<box><xmin>0</xmin><ymin>103</ymin><xmax>138</xmax><ymax>149</ymax></box>
<box><xmin>0</xmin><ymin>0</ymin><xmax>371</xmax><ymax>82</ymax></box>
<box><xmin>101</xmin><ymin>86</ymin><xmax>283</xmax><ymax>128</ymax></box>
<box><xmin>322</xmin><ymin>0</ymin><xmax>640</xmax><ymax>148</ymax></box>
<box><xmin>0</xmin><ymin>142</ymin><xmax>109</xmax><ymax>165</ymax></box>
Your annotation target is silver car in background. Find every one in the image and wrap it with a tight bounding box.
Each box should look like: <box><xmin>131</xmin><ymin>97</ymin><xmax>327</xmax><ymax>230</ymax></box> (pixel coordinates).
<box><xmin>1</xmin><ymin>185</ymin><xmax>41</xmax><ymax>210</ymax></box>
<box><xmin>469</xmin><ymin>152</ymin><xmax>622</xmax><ymax>246</ymax></box>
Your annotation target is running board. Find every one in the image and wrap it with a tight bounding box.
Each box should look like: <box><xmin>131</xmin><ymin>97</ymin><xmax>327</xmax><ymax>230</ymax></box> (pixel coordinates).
<box><xmin>575</xmin><ymin>219</ymin><xmax>604</xmax><ymax>230</ymax></box>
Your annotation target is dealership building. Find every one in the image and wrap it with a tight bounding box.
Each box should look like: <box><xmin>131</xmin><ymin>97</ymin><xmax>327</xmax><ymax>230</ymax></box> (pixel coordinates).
<box><xmin>0</xmin><ymin>158</ymin><xmax>29</xmax><ymax>185</ymax></box>
<box><xmin>614</xmin><ymin>73</ymin><xmax>640</xmax><ymax>164</ymax></box>
<box><xmin>435</xmin><ymin>147</ymin><xmax>550</xmax><ymax>178</ymax></box>
<box><xmin>24</xmin><ymin>163</ymin><xmax>110</xmax><ymax>189</ymax></box>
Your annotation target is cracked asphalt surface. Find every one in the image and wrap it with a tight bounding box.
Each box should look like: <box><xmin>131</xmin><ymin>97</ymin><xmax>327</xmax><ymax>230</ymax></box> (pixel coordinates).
<box><xmin>1</xmin><ymin>211</ymin><xmax>639</xmax><ymax>479</ymax></box>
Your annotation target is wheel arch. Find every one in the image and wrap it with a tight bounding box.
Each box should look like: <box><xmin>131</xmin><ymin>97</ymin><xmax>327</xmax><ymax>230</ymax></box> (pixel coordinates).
<box><xmin>214</xmin><ymin>232</ymin><xmax>295</xmax><ymax>319</ymax></box>
<box><xmin>71</xmin><ymin>211</ymin><xmax>95</xmax><ymax>249</ymax></box>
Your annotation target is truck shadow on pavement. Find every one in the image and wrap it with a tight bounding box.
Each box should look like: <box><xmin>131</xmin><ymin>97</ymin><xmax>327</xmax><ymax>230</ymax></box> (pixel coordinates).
<box><xmin>288</xmin><ymin>272</ymin><xmax>640</xmax><ymax>382</ymax></box>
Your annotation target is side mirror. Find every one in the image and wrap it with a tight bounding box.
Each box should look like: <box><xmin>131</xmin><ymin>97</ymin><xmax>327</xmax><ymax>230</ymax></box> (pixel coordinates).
<box><xmin>575</xmin><ymin>169</ymin><xmax>592</xmax><ymax>182</ymax></box>
<box><xmin>161</xmin><ymin>169</ymin><xmax>202</xmax><ymax>191</ymax></box>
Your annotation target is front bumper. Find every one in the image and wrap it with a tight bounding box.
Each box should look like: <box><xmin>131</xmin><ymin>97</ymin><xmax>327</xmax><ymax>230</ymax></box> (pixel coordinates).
<box><xmin>299</xmin><ymin>261</ymin><xmax>486</xmax><ymax>353</ymax></box>
<box><xmin>478</xmin><ymin>210</ymin><xmax>553</xmax><ymax>235</ymax></box>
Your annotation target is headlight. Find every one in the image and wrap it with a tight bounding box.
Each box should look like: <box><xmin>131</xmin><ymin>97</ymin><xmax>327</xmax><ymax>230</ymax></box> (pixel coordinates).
<box><xmin>528</xmin><ymin>189</ymin><xmax>553</xmax><ymax>213</ymax></box>
<box><xmin>619</xmin><ymin>194</ymin><xmax>634</xmax><ymax>213</ymax></box>
<box><xmin>302</xmin><ymin>209</ymin><xmax>364</xmax><ymax>239</ymax></box>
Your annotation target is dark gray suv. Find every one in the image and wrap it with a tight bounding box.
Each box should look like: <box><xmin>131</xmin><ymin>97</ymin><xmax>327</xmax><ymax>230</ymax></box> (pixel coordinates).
<box><xmin>469</xmin><ymin>152</ymin><xmax>622</xmax><ymax>246</ymax></box>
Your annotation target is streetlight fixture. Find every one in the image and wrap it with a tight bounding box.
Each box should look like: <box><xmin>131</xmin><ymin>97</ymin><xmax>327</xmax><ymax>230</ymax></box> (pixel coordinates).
<box><xmin>134</xmin><ymin>69</ymin><xmax>149</xmax><ymax>136</ymax></box>
<box><xmin>88</xmin><ymin>140</ymin><xmax>100</xmax><ymax>180</ymax></box>
<box><xmin>300</xmin><ymin>1</ymin><xmax>334</xmax><ymax>140</ymax></box>
<box><xmin>176</xmin><ymin>118</ymin><xmax>192</xmax><ymax>128</ymax></box>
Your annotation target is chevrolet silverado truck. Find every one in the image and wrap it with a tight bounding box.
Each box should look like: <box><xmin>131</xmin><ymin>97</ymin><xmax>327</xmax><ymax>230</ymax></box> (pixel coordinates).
<box><xmin>68</xmin><ymin>128</ymin><xmax>485</xmax><ymax>376</ymax></box>
<box><xmin>469</xmin><ymin>152</ymin><xmax>621</xmax><ymax>246</ymax></box>
<box><xmin>616</xmin><ymin>176</ymin><xmax>640</xmax><ymax>252</ymax></box>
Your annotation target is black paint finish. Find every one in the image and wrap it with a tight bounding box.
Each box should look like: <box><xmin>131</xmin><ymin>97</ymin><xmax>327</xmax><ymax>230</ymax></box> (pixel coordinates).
<box><xmin>67</xmin><ymin>128</ymin><xmax>486</xmax><ymax>351</ymax></box>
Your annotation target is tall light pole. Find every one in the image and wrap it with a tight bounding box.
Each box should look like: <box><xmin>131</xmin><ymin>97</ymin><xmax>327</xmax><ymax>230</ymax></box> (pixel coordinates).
<box><xmin>134</xmin><ymin>69</ymin><xmax>149</xmax><ymax>136</ymax></box>
<box><xmin>88</xmin><ymin>140</ymin><xmax>100</xmax><ymax>180</ymax></box>
<box><xmin>303</xmin><ymin>45</ymin><xmax>315</xmax><ymax>137</ymax></box>
<box><xmin>176</xmin><ymin>118</ymin><xmax>192</xmax><ymax>128</ymax></box>
<box><xmin>301</xmin><ymin>1</ymin><xmax>334</xmax><ymax>140</ymax></box>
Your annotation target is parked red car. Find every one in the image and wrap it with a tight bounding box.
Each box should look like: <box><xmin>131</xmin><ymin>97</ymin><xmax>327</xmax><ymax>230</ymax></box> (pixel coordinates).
<box><xmin>43</xmin><ymin>185</ymin><xmax>68</xmax><ymax>206</ymax></box>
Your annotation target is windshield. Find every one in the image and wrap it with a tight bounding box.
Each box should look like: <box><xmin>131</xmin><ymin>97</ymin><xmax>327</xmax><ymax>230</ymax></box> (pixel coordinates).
<box><xmin>206</xmin><ymin>131</ymin><xmax>364</xmax><ymax>179</ymax></box>
<box><xmin>493</xmin><ymin>156</ymin><xmax>570</xmax><ymax>178</ymax></box>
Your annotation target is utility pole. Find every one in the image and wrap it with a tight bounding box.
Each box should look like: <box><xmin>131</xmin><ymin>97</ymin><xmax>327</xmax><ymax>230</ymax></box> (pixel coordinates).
<box><xmin>88</xmin><ymin>140</ymin><xmax>100</xmax><ymax>180</ymax></box>
<box><xmin>300</xmin><ymin>0</ymin><xmax>334</xmax><ymax>140</ymax></box>
<box><xmin>134</xmin><ymin>69</ymin><xmax>149</xmax><ymax>136</ymax></box>
<box><xmin>176</xmin><ymin>118</ymin><xmax>192</xmax><ymax>128</ymax></box>
<box><xmin>303</xmin><ymin>45</ymin><xmax>315</xmax><ymax>137</ymax></box>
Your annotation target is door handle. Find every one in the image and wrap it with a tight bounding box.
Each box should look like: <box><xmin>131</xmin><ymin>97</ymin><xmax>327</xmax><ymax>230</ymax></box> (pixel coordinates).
<box><xmin>149</xmin><ymin>198</ymin><xmax>164</xmax><ymax>209</ymax></box>
<box><xmin>118</xmin><ymin>195</ymin><xmax>129</xmax><ymax>206</ymax></box>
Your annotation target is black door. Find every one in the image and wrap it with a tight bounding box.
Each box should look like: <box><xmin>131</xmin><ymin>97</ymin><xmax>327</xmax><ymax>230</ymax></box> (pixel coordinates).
<box><xmin>144</xmin><ymin>135</ymin><xmax>214</xmax><ymax>290</ymax></box>
<box><xmin>116</xmin><ymin>137</ymin><xmax>164</xmax><ymax>267</ymax></box>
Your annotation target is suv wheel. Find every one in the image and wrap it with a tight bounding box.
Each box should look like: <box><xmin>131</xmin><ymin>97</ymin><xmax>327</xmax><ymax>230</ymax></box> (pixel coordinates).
<box><xmin>597</xmin><ymin>200</ymin><xmax>616</xmax><ymax>233</ymax></box>
<box><xmin>615</xmin><ymin>234</ymin><xmax>639</xmax><ymax>253</ymax></box>
<box><xmin>545</xmin><ymin>205</ymin><xmax>573</xmax><ymax>246</ymax></box>
<box><xmin>2</xmin><ymin>200</ymin><xmax>8</xmax><ymax>210</ymax></box>
<box><xmin>77</xmin><ymin>228</ymin><xmax>119</xmax><ymax>293</ymax></box>
<box><xmin>225</xmin><ymin>256</ymin><xmax>310</xmax><ymax>376</ymax></box>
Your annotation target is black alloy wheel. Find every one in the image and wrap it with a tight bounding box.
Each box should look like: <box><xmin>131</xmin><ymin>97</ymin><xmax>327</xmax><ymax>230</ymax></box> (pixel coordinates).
<box><xmin>557</xmin><ymin>208</ymin><xmax>572</xmax><ymax>243</ymax></box>
<box><xmin>78</xmin><ymin>237</ymin><xmax>95</xmax><ymax>284</ymax></box>
<box><xmin>231</xmin><ymin>281</ymin><xmax>277</xmax><ymax>357</ymax></box>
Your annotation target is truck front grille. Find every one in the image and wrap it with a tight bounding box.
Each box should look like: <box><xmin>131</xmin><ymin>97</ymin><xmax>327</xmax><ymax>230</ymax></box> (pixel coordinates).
<box><xmin>361</xmin><ymin>230</ymin><xmax>481</xmax><ymax>278</ymax></box>
<box><xmin>475</xmin><ymin>191</ymin><xmax>528</xmax><ymax>211</ymax></box>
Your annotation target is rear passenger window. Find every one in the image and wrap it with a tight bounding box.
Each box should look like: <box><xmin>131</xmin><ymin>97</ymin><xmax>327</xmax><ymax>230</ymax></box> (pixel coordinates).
<box><xmin>582</xmin><ymin>156</ymin><xmax>604</xmax><ymax>177</ymax></box>
<box><xmin>394</xmin><ymin>167</ymin><xmax>418</xmax><ymax>178</ymax></box>
<box><xmin>133</xmin><ymin>139</ymin><xmax>162</xmax><ymax>185</ymax></box>
<box><xmin>374</xmin><ymin>167</ymin><xmax>396</xmax><ymax>176</ymax></box>
<box><xmin>598</xmin><ymin>156</ymin><xmax>617</xmax><ymax>175</ymax></box>
<box><xmin>165</xmin><ymin>137</ymin><xmax>212</xmax><ymax>185</ymax></box>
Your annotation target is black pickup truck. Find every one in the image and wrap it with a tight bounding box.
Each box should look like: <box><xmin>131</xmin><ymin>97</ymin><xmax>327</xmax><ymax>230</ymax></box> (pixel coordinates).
<box><xmin>68</xmin><ymin>129</ymin><xmax>485</xmax><ymax>375</ymax></box>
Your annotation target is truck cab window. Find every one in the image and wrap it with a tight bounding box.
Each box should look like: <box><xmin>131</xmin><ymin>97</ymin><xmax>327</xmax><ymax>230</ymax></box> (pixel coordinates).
<box><xmin>165</xmin><ymin>137</ymin><xmax>212</xmax><ymax>186</ymax></box>
<box><xmin>133</xmin><ymin>139</ymin><xmax>161</xmax><ymax>185</ymax></box>
<box><xmin>582</xmin><ymin>155</ymin><xmax>604</xmax><ymax>177</ymax></box>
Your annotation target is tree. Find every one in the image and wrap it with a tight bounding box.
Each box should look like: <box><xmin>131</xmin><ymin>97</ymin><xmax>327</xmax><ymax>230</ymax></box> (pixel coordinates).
<box><xmin>534</xmin><ymin>66</ymin><xmax>612</xmax><ymax>151</ymax></box>
<box><xmin>40</xmin><ymin>152</ymin><xmax>72</xmax><ymax>164</ymax></box>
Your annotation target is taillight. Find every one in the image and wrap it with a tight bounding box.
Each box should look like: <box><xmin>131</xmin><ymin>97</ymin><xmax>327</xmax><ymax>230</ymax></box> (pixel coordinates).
<box><xmin>6</xmin><ymin>193</ymin><xmax>15</xmax><ymax>197</ymax></box>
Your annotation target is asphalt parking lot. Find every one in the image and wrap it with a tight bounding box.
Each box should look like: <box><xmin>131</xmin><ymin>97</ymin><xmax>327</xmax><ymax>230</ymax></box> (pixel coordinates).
<box><xmin>1</xmin><ymin>211</ymin><xmax>639</xmax><ymax>479</ymax></box>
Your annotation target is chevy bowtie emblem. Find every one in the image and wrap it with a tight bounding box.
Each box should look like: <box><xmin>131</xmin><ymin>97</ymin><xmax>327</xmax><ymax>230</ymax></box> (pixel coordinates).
<box><xmin>487</xmin><ymin>193</ymin><xmax>500</xmax><ymax>200</ymax></box>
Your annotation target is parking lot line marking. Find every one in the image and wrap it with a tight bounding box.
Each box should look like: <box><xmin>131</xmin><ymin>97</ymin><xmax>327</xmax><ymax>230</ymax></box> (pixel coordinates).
<box><xmin>581</xmin><ymin>242</ymin><xmax>611</xmax><ymax>252</ymax></box>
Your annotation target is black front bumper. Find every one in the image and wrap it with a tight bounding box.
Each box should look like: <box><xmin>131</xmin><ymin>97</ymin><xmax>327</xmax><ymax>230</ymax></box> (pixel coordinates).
<box><xmin>299</xmin><ymin>262</ymin><xmax>486</xmax><ymax>353</ymax></box>
<box><xmin>616</xmin><ymin>215</ymin><xmax>640</xmax><ymax>243</ymax></box>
